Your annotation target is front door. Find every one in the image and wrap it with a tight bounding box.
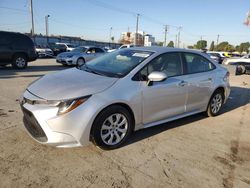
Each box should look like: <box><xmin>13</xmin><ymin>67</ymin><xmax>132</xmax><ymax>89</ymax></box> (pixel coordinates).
<box><xmin>141</xmin><ymin>52</ymin><xmax>187</xmax><ymax>124</ymax></box>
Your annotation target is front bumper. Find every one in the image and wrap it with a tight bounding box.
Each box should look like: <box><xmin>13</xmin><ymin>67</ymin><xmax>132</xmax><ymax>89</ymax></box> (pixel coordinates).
<box><xmin>56</xmin><ymin>57</ymin><xmax>74</xmax><ymax>65</ymax></box>
<box><xmin>20</xmin><ymin>90</ymin><xmax>96</xmax><ymax>148</ymax></box>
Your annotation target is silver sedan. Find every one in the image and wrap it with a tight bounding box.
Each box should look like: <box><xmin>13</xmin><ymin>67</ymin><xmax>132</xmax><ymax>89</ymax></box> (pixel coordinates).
<box><xmin>56</xmin><ymin>46</ymin><xmax>106</xmax><ymax>66</ymax></box>
<box><xmin>20</xmin><ymin>47</ymin><xmax>230</xmax><ymax>149</ymax></box>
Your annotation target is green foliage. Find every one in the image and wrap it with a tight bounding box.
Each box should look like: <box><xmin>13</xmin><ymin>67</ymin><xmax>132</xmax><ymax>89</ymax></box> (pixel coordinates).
<box><xmin>157</xmin><ymin>42</ymin><xmax>164</xmax><ymax>46</ymax></box>
<box><xmin>215</xmin><ymin>42</ymin><xmax>236</xmax><ymax>52</ymax></box>
<box><xmin>195</xmin><ymin>40</ymin><xmax>207</xmax><ymax>49</ymax></box>
<box><xmin>235</xmin><ymin>42</ymin><xmax>250</xmax><ymax>53</ymax></box>
<box><xmin>187</xmin><ymin>45</ymin><xmax>194</xmax><ymax>49</ymax></box>
<box><xmin>209</xmin><ymin>41</ymin><xmax>215</xmax><ymax>51</ymax></box>
<box><xmin>167</xmin><ymin>41</ymin><xmax>174</xmax><ymax>47</ymax></box>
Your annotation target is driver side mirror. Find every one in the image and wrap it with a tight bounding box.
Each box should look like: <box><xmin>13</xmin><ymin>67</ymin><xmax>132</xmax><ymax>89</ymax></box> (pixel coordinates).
<box><xmin>147</xmin><ymin>71</ymin><xmax>167</xmax><ymax>86</ymax></box>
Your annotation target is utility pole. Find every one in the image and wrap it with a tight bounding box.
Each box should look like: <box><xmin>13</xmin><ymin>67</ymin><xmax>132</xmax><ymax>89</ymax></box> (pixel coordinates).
<box><xmin>164</xmin><ymin>25</ymin><xmax>168</xmax><ymax>47</ymax></box>
<box><xmin>30</xmin><ymin>0</ymin><xmax>35</xmax><ymax>41</ymax></box>
<box><xmin>135</xmin><ymin>14</ymin><xmax>140</xmax><ymax>45</ymax></box>
<box><xmin>177</xmin><ymin>26</ymin><xmax>182</xmax><ymax>48</ymax></box>
<box><xmin>200</xmin><ymin>35</ymin><xmax>203</xmax><ymax>41</ymax></box>
<box><xmin>216</xmin><ymin>34</ymin><xmax>220</xmax><ymax>46</ymax></box>
<box><xmin>175</xmin><ymin>35</ymin><xmax>178</xmax><ymax>48</ymax></box>
<box><xmin>45</xmin><ymin>15</ymin><xmax>50</xmax><ymax>45</ymax></box>
<box><xmin>109</xmin><ymin>27</ymin><xmax>112</xmax><ymax>47</ymax></box>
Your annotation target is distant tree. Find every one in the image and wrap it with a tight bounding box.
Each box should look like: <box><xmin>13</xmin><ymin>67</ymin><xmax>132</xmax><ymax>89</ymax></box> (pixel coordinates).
<box><xmin>167</xmin><ymin>41</ymin><xmax>174</xmax><ymax>47</ymax></box>
<box><xmin>209</xmin><ymin>41</ymin><xmax>215</xmax><ymax>51</ymax></box>
<box><xmin>216</xmin><ymin>42</ymin><xmax>229</xmax><ymax>51</ymax></box>
<box><xmin>237</xmin><ymin>42</ymin><xmax>250</xmax><ymax>53</ymax></box>
<box><xmin>187</xmin><ymin>45</ymin><xmax>194</xmax><ymax>49</ymax></box>
<box><xmin>195</xmin><ymin>40</ymin><xmax>207</xmax><ymax>49</ymax></box>
<box><xmin>157</xmin><ymin>42</ymin><xmax>164</xmax><ymax>46</ymax></box>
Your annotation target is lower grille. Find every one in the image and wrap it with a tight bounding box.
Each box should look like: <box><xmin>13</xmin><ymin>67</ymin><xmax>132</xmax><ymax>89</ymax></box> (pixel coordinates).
<box><xmin>21</xmin><ymin>106</ymin><xmax>48</xmax><ymax>142</ymax></box>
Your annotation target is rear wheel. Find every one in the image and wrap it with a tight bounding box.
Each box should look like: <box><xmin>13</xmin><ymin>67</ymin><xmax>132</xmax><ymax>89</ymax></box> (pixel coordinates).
<box><xmin>12</xmin><ymin>54</ymin><xmax>27</xmax><ymax>69</ymax></box>
<box><xmin>91</xmin><ymin>105</ymin><xmax>133</xmax><ymax>150</ymax></box>
<box><xmin>236</xmin><ymin>65</ymin><xmax>246</xmax><ymax>75</ymax></box>
<box><xmin>206</xmin><ymin>90</ymin><xmax>224</xmax><ymax>117</ymax></box>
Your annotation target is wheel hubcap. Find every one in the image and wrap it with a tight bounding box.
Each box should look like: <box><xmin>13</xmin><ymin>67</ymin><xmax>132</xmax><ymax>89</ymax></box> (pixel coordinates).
<box><xmin>100</xmin><ymin>113</ymin><xmax>128</xmax><ymax>145</ymax></box>
<box><xmin>211</xmin><ymin>94</ymin><xmax>222</xmax><ymax>114</ymax></box>
<box><xmin>16</xmin><ymin>57</ymin><xmax>25</xmax><ymax>67</ymax></box>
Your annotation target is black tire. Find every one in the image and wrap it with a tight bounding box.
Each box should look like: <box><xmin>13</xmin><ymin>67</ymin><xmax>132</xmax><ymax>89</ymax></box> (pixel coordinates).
<box><xmin>91</xmin><ymin>105</ymin><xmax>133</xmax><ymax>150</ymax></box>
<box><xmin>77</xmin><ymin>58</ymin><xmax>85</xmax><ymax>67</ymax></box>
<box><xmin>12</xmin><ymin>54</ymin><xmax>27</xmax><ymax>69</ymax></box>
<box><xmin>206</xmin><ymin>90</ymin><xmax>224</xmax><ymax>117</ymax></box>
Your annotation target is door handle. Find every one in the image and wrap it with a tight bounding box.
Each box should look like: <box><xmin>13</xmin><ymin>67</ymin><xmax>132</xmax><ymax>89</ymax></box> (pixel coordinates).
<box><xmin>178</xmin><ymin>80</ymin><xmax>188</xmax><ymax>87</ymax></box>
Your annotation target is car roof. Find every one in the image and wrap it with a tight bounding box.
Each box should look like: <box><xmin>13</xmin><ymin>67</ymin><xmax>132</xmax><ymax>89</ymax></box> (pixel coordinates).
<box><xmin>130</xmin><ymin>46</ymin><xmax>205</xmax><ymax>55</ymax></box>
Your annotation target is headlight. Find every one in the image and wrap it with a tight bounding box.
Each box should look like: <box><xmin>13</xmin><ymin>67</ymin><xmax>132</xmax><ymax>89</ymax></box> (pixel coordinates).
<box><xmin>57</xmin><ymin>96</ymin><xmax>91</xmax><ymax>115</ymax></box>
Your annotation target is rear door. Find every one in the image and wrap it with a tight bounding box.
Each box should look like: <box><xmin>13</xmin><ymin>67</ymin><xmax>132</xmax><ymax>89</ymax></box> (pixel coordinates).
<box><xmin>182</xmin><ymin>52</ymin><xmax>216</xmax><ymax>112</ymax></box>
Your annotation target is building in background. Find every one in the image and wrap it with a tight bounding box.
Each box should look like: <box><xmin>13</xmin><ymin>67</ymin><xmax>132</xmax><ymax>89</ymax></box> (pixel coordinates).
<box><xmin>144</xmin><ymin>34</ymin><xmax>155</xmax><ymax>46</ymax></box>
<box><xmin>120</xmin><ymin>31</ymin><xmax>145</xmax><ymax>46</ymax></box>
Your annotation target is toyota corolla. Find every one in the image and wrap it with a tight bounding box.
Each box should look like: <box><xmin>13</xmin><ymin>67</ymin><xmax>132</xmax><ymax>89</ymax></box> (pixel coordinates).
<box><xmin>20</xmin><ymin>47</ymin><xmax>230</xmax><ymax>149</ymax></box>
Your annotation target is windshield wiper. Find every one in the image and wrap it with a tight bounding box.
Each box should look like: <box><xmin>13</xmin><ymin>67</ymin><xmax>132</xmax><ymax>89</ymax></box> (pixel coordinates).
<box><xmin>82</xmin><ymin>65</ymin><xmax>106</xmax><ymax>76</ymax></box>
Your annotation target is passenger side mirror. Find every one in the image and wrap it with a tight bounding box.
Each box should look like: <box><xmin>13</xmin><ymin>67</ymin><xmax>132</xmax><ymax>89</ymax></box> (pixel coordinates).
<box><xmin>147</xmin><ymin>71</ymin><xmax>167</xmax><ymax>86</ymax></box>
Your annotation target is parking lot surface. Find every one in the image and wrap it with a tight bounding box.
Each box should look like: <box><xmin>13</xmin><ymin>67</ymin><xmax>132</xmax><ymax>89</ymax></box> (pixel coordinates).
<box><xmin>0</xmin><ymin>59</ymin><xmax>250</xmax><ymax>188</ymax></box>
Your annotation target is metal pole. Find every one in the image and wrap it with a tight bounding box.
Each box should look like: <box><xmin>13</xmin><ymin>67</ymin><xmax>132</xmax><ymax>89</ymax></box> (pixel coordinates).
<box><xmin>164</xmin><ymin>25</ymin><xmax>168</xmax><ymax>47</ymax></box>
<box><xmin>30</xmin><ymin>0</ymin><xmax>35</xmax><ymax>41</ymax></box>
<box><xmin>109</xmin><ymin>27</ymin><xmax>112</xmax><ymax>47</ymax></box>
<box><xmin>135</xmin><ymin>14</ymin><xmax>140</xmax><ymax>45</ymax></box>
<box><xmin>175</xmin><ymin>35</ymin><xmax>177</xmax><ymax>48</ymax></box>
<box><xmin>216</xmin><ymin>34</ymin><xmax>220</xmax><ymax>46</ymax></box>
<box><xmin>177</xmin><ymin>27</ymin><xmax>181</xmax><ymax>48</ymax></box>
<box><xmin>45</xmin><ymin>15</ymin><xmax>50</xmax><ymax>45</ymax></box>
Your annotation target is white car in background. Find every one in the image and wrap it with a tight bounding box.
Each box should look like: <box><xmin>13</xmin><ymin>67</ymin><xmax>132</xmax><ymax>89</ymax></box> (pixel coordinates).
<box><xmin>222</xmin><ymin>54</ymin><xmax>250</xmax><ymax>74</ymax></box>
<box><xmin>35</xmin><ymin>46</ymin><xmax>54</xmax><ymax>58</ymax></box>
<box><xmin>56</xmin><ymin>46</ymin><xmax>106</xmax><ymax>66</ymax></box>
<box><xmin>56</xmin><ymin>43</ymin><xmax>76</xmax><ymax>51</ymax></box>
<box><xmin>108</xmin><ymin>44</ymin><xmax>138</xmax><ymax>52</ymax></box>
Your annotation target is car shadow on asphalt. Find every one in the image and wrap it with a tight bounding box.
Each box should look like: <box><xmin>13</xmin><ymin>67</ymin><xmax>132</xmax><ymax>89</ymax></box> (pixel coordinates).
<box><xmin>125</xmin><ymin>86</ymin><xmax>250</xmax><ymax>147</ymax></box>
<box><xmin>0</xmin><ymin>63</ymin><xmax>68</xmax><ymax>79</ymax></box>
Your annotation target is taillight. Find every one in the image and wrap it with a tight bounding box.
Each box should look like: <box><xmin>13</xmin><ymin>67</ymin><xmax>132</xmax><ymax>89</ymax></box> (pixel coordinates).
<box><xmin>223</xmin><ymin>71</ymin><xmax>230</xmax><ymax>82</ymax></box>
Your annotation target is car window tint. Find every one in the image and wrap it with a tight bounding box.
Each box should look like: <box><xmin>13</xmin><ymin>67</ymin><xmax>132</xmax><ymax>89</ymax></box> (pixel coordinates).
<box><xmin>95</xmin><ymin>48</ymin><xmax>104</xmax><ymax>53</ymax></box>
<box><xmin>184</xmin><ymin>53</ymin><xmax>215</xmax><ymax>74</ymax></box>
<box><xmin>147</xmin><ymin>53</ymin><xmax>182</xmax><ymax>77</ymax></box>
<box><xmin>0</xmin><ymin>33</ymin><xmax>12</xmax><ymax>45</ymax></box>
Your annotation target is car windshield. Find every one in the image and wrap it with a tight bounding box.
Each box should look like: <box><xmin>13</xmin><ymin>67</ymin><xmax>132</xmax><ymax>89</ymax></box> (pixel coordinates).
<box><xmin>72</xmin><ymin>47</ymin><xmax>87</xmax><ymax>52</ymax></box>
<box><xmin>79</xmin><ymin>49</ymin><xmax>153</xmax><ymax>78</ymax></box>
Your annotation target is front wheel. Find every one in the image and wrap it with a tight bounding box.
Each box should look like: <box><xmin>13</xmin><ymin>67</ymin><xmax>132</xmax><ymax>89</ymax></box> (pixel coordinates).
<box><xmin>91</xmin><ymin>105</ymin><xmax>133</xmax><ymax>150</ymax></box>
<box><xmin>12</xmin><ymin>54</ymin><xmax>27</xmax><ymax>69</ymax></box>
<box><xmin>206</xmin><ymin>91</ymin><xmax>224</xmax><ymax>117</ymax></box>
<box><xmin>77</xmin><ymin>58</ymin><xmax>85</xmax><ymax>67</ymax></box>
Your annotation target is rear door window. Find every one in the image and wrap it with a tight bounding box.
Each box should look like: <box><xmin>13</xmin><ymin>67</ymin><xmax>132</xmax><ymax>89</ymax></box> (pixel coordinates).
<box><xmin>183</xmin><ymin>53</ymin><xmax>215</xmax><ymax>74</ymax></box>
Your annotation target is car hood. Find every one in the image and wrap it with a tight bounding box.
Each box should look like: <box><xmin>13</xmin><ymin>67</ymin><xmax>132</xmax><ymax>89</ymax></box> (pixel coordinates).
<box><xmin>27</xmin><ymin>68</ymin><xmax>118</xmax><ymax>100</ymax></box>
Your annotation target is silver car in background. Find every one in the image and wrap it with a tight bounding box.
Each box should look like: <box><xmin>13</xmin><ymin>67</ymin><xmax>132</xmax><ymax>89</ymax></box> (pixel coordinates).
<box><xmin>56</xmin><ymin>46</ymin><xmax>106</xmax><ymax>66</ymax></box>
<box><xmin>20</xmin><ymin>47</ymin><xmax>230</xmax><ymax>149</ymax></box>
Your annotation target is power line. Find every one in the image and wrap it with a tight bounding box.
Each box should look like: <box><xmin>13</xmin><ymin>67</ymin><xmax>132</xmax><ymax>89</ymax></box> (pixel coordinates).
<box><xmin>0</xmin><ymin>6</ymin><xmax>28</xmax><ymax>13</ymax></box>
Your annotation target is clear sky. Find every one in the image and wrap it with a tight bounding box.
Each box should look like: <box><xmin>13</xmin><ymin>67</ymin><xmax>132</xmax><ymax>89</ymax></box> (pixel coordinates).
<box><xmin>0</xmin><ymin>0</ymin><xmax>249</xmax><ymax>47</ymax></box>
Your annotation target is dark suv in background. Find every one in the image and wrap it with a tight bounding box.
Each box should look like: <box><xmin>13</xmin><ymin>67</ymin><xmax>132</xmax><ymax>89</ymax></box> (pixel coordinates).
<box><xmin>0</xmin><ymin>31</ymin><xmax>37</xmax><ymax>69</ymax></box>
